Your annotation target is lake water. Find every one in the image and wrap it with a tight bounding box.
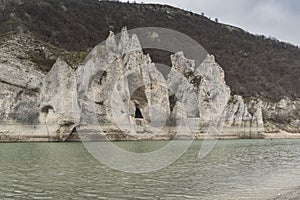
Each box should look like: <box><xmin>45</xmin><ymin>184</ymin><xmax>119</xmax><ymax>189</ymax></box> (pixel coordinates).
<box><xmin>0</xmin><ymin>139</ymin><xmax>300</xmax><ymax>199</ymax></box>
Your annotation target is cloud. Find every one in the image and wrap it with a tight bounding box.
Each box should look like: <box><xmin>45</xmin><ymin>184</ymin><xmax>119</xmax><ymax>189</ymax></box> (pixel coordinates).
<box><xmin>121</xmin><ymin>0</ymin><xmax>300</xmax><ymax>46</ymax></box>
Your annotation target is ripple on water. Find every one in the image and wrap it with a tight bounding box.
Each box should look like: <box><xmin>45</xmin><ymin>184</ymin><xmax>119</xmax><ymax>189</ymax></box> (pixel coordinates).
<box><xmin>0</xmin><ymin>139</ymin><xmax>299</xmax><ymax>199</ymax></box>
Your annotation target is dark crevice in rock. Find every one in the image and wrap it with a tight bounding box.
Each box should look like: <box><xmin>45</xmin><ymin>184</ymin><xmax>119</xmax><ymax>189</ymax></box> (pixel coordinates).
<box><xmin>0</xmin><ymin>79</ymin><xmax>27</xmax><ymax>90</ymax></box>
<box><xmin>41</xmin><ymin>105</ymin><xmax>54</xmax><ymax>113</ymax></box>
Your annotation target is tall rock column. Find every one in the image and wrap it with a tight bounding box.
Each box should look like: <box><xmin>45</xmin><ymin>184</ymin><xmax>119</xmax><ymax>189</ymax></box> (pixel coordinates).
<box><xmin>40</xmin><ymin>58</ymin><xmax>80</xmax><ymax>141</ymax></box>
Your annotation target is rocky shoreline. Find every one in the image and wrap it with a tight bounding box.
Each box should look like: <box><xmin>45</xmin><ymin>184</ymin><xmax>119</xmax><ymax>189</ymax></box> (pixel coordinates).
<box><xmin>0</xmin><ymin>124</ymin><xmax>299</xmax><ymax>142</ymax></box>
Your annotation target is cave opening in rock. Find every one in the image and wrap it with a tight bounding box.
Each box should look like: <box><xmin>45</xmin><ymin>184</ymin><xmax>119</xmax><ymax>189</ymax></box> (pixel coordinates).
<box><xmin>41</xmin><ymin>105</ymin><xmax>54</xmax><ymax>113</ymax></box>
<box><xmin>135</xmin><ymin>107</ymin><xmax>143</xmax><ymax>119</ymax></box>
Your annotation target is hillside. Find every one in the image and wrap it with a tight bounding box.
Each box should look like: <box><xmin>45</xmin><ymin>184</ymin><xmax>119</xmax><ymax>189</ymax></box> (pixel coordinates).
<box><xmin>0</xmin><ymin>0</ymin><xmax>300</xmax><ymax>101</ymax></box>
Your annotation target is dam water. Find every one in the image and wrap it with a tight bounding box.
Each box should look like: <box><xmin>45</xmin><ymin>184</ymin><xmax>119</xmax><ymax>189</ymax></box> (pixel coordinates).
<box><xmin>0</xmin><ymin>139</ymin><xmax>300</xmax><ymax>199</ymax></box>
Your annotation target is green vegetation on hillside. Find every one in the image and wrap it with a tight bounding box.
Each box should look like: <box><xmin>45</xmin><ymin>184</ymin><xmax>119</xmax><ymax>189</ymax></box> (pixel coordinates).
<box><xmin>0</xmin><ymin>0</ymin><xmax>299</xmax><ymax>101</ymax></box>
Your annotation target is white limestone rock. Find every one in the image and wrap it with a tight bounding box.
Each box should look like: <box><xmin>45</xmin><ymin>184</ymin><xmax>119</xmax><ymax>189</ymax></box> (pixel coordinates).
<box><xmin>196</xmin><ymin>55</ymin><xmax>231</xmax><ymax>125</ymax></box>
<box><xmin>40</xmin><ymin>58</ymin><xmax>80</xmax><ymax>140</ymax></box>
<box><xmin>223</xmin><ymin>96</ymin><xmax>265</xmax><ymax>137</ymax></box>
<box><xmin>0</xmin><ymin>27</ymin><xmax>299</xmax><ymax>141</ymax></box>
<box><xmin>168</xmin><ymin>52</ymin><xmax>199</xmax><ymax>118</ymax></box>
<box><xmin>168</xmin><ymin>52</ymin><xmax>231</xmax><ymax>131</ymax></box>
<box><xmin>76</xmin><ymin>27</ymin><xmax>170</xmax><ymax>136</ymax></box>
<box><xmin>261</xmin><ymin>97</ymin><xmax>300</xmax><ymax>133</ymax></box>
<box><xmin>0</xmin><ymin>63</ymin><xmax>43</xmax><ymax>89</ymax></box>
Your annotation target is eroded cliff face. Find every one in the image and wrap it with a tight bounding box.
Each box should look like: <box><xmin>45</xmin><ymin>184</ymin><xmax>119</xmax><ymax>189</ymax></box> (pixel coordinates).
<box><xmin>76</xmin><ymin>28</ymin><xmax>170</xmax><ymax>138</ymax></box>
<box><xmin>40</xmin><ymin>58</ymin><xmax>80</xmax><ymax>140</ymax></box>
<box><xmin>262</xmin><ymin>98</ymin><xmax>300</xmax><ymax>134</ymax></box>
<box><xmin>0</xmin><ymin>28</ymin><xmax>299</xmax><ymax>141</ymax></box>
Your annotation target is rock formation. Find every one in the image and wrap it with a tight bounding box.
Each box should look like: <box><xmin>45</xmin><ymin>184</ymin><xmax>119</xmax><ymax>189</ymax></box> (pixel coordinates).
<box><xmin>40</xmin><ymin>58</ymin><xmax>80</xmax><ymax>140</ymax></box>
<box><xmin>0</xmin><ymin>28</ymin><xmax>299</xmax><ymax>141</ymax></box>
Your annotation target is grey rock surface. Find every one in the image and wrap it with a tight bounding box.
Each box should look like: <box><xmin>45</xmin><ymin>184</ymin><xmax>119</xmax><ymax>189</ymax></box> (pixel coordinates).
<box><xmin>40</xmin><ymin>58</ymin><xmax>80</xmax><ymax>141</ymax></box>
<box><xmin>0</xmin><ymin>28</ymin><xmax>299</xmax><ymax>141</ymax></box>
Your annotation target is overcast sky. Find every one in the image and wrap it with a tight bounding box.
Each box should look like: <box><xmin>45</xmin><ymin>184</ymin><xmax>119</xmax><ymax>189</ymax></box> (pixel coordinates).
<box><xmin>121</xmin><ymin>0</ymin><xmax>300</xmax><ymax>46</ymax></box>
